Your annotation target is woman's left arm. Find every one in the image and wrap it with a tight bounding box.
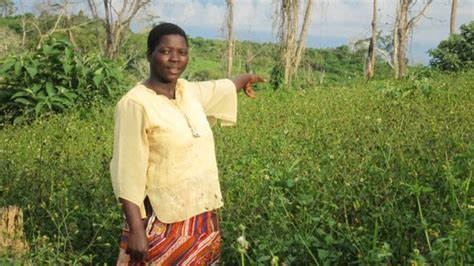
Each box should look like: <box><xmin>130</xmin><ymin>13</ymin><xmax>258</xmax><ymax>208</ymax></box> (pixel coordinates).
<box><xmin>231</xmin><ymin>74</ymin><xmax>266</xmax><ymax>99</ymax></box>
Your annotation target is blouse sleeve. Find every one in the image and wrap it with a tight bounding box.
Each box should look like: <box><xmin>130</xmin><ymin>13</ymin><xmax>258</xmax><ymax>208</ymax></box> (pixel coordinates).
<box><xmin>110</xmin><ymin>98</ymin><xmax>149</xmax><ymax>217</ymax></box>
<box><xmin>194</xmin><ymin>79</ymin><xmax>238</xmax><ymax>127</ymax></box>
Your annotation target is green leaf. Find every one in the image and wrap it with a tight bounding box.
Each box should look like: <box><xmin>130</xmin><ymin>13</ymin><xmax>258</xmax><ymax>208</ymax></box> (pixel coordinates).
<box><xmin>0</xmin><ymin>59</ymin><xmax>16</xmax><ymax>73</ymax></box>
<box><xmin>24</xmin><ymin>107</ymin><xmax>35</xmax><ymax>115</ymax></box>
<box><xmin>65</xmin><ymin>47</ymin><xmax>73</xmax><ymax>59</ymax></box>
<box><xmin>63</xmin><ymin>91</ymin><xmax>78</xmax><ymax>101</ymax></box>
<box><xmin>35</xmin><ymin>102</ymin><xmax>46</xmax><ymax>116</ymax></box>
<box><xmin>63</xmin><ymin>63</ymin><xmax>73</xmax><ymax>75</ymax></box>
<box><xmin>42</xmin><ymin>45</ymin><xmax>53</xmax><ymax>55</ymax></box>
<box><xmin>52</xmin><ymin>102</ymin><xmax>66</xmax><ymax>110</ymax></box>
<box><xmin>13</xmin><ymin>115</ymin><xmax>25</xmax><ymax>125</ymax></box>
<box><xmin>317</xmin><ymin>249</ymin><xmax>329</xmax><ymax>260</ymax></box>
<box><xmin>25</xmin><ymin>66</ymin><xmax>38</xmax><ymax>78</ymax></box>
<box><xmin>13</xmin><ymin>97</ymin><xmax>32</xmax><ymax>106</ymax></box>
<box><xmin>51</xmin><ymin>96</ymin><xmax>72</xmax><ymax>107</ymax></box>
<box><xmin>286</xmin><ymin>179</ymin><xmax>295</xmax><ymax>188</ymax></box>
<box><xmin>93</xmin><ymin>67</ymin><xmax>103</xmax><ymax>75</ymax></box>
<box><xmin>93</xmin><ymin>73</ymin><xmax>104</xmax><ymax>87</ymax></box>
<box><xmin>257</xmin><ymin>256</ymin><xmax>271</xmax><ymax>262</ymax></box>
<box><xmin>10</xmin><ymin>91</ymin><xmax>29</xmax><ymax>99</ymax></box>
<box><xmin>45</xmin><ymin>82</ymin><xmax>56</xmax><ymax>96</ymax></box>
<box><xmin>31</xmin><ymin>84</ymin><xmax>42</xmax><ymax>93</ymax></box>
<box><xmin>14</xmin><ymin>61</ymin><xmax>22</xmax><ymax>76</ymax></box>
<box><xmin>420</xmin><ymin>186</ymin><xmax>434</xmax><ymax>193</ymax></box>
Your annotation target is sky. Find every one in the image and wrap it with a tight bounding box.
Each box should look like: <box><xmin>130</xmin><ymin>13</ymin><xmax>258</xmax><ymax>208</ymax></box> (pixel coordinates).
<box><xmin>13</xmin><ymin>0</ymin><xmax>474</xmax><ymax>65</ymax></box>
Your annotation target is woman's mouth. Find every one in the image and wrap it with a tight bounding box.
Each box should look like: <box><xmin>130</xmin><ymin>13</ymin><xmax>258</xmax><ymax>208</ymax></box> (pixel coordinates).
<box><xmin>168</xmin><ymin>67</ymin><xmax>180</xmax><ymax>75</ymax></box>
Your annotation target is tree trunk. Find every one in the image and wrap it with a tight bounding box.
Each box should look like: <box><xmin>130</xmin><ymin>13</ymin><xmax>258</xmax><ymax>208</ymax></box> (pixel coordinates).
<box><xmin>292</xmin><ymin>0</ymin><xmax>314</xmax><ymax>80</ymax></box>
<box><xmin>393</xmin><ymin>2</ymin><xmax>399</xmax><ymax>78</ymax></box>
<box><xmin>450</xmin><ymin>0</ymin><xmax>457</xmax><ymax>35</ymax></box>
<box><xmin>225</xmin><ymin>0</ymin><xmax>234</xmax><ymax>78</ymax></box>
<box><xmin>274</xmin><ymin>0</ymin><xmax>314</xmax><ymax>88</ymax></box>
<box><xmin>393</xmin><ymin>0</ymin><xmax>432</xmax><ymax>79</ymax></box>
<box><xmin>395</xmin><ymin>0</ymin><xmax>409</xmax><ymax>79</ymax></box>
<box><xmin>0</xmin><ymin>206</ymin><xmax>28</xmax><ymax>254</ymax></box>
<box><xmin>366</xmin><ymin>0</ymin><xmax>377</xmax><ymax>80</ymax></box>
<box><xmin>279</xmin><ymin>0</ymin><xmax>299</xmax><ymax>86</ymax></box>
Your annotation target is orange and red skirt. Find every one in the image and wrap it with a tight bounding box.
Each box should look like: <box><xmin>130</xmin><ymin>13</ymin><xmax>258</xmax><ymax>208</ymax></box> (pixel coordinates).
<box><xmin>117</xmin><ymin>207</ymin><xmax>221</xmax><ymax>265</ymax></box>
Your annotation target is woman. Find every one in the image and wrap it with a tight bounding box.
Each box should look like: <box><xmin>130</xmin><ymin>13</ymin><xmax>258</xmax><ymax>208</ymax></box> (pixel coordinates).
<box><xmin>110</xmin><ymin>23</ymin><xmax>264</xmax><ymax>264</ymax></box>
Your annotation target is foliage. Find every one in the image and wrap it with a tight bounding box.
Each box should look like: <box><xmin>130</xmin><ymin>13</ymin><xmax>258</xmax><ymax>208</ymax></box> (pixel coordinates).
<box><xmin>0</xmin><ymin>38</ymin><xmax>126</xmax><ymax>125</ymax></box>
<box><xmin>429</xmin><ymin>21</ymin><xmax>474</xmax><ymax>71</ymax></box>
<box><xmin>0</xmin><ymin>105</ymin><xmax>120</xmax><ymax>263</ymax></box>
<box><xmin>0</xmin><ymin>71</ymin><xmax>472</xmax><ymax>264</ymax></box>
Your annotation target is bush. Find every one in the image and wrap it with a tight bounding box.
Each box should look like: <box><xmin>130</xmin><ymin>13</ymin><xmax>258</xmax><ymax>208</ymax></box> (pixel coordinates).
<box><xmin>0</xmin><ymin>38</ymin><xmax>127</xmax><ymax>125</ymax></box>
<box><xmin>429</xmin><ymin>22</ymin><xmax>474</xmax><ymax>71</ymax></box>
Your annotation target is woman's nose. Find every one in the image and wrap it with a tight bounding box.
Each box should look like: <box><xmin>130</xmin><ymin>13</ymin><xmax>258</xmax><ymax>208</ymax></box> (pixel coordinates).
<box><xmin>169</xmin><ymin>52</ymin><xmax>179</xmax><ymax>62</ymax></box>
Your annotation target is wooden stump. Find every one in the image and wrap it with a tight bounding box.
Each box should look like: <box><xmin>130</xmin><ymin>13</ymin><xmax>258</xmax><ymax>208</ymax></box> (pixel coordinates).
<box><xmin>0</xmin><ymin>206</ymin><xmax>28</xmax><ymax>254</ymax></box>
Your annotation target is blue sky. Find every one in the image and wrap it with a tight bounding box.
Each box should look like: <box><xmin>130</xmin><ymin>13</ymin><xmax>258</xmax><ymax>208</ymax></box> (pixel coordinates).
<box><xmin>13</xmin><ymin>0</ymin><xmax>474</xmax><ymax>65</ymax></box>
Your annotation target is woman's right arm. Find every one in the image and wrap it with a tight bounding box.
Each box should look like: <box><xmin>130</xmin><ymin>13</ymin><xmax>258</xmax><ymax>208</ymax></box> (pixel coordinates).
<box><xmin>120</xmin><ymin>198</ymin><xmax>148</xmax><ymax>262</ymax></box>
<box><xmin>111</xmin><ymin>99</ymin><xmax>151</xmax><ymax>262</ymax></box>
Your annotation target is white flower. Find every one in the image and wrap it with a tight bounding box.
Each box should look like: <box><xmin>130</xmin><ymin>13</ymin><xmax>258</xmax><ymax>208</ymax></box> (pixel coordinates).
<box><xmin>237</xmin><ymin>235</ymin><xmax>249</xmax><ymax>251</ymax></box>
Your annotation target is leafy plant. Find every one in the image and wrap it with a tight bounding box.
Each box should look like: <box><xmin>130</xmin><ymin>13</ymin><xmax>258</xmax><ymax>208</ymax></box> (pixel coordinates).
<box><xmin>0</xmin><ymin>38</ymin><xmax>126</xmax><ymax>125</ymax></box>
<box><xmin>429</xmin><ymin>22</ymin><xmax>474</xmax><ymax>71</ymax></box>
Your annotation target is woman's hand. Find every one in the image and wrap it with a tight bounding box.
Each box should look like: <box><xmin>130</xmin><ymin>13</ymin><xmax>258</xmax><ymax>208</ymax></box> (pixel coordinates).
<box><xmin>127</xmin><ymin>229</ymin><xmax>148</xmax><ymax>262</ymax></box>
<box><xmin>231</xmin><ymin>74</ymin><xmax>266</xmax><ymax>99</ymax></box>
<box><xmin>119</xmin><ymin>198</ymin><xmax>148</xmax><ymax>262</ymax></box>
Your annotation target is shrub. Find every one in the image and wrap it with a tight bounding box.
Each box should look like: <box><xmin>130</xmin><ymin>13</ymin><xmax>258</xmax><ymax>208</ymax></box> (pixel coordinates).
<box><xmin>0</xmin><ymin>38</ymin><xmax>126</xmax><ymax>125</ymax></box>
<box><xmin>429</xmin><ymin>22</ymin><xmax>474</xmax><ymax>71</ymax></box>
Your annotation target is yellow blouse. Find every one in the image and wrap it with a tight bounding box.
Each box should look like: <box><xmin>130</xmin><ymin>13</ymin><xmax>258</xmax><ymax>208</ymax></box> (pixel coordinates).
<box><xmin>110</xmin><ymin>78</ymin><xmax>237</xmax><ymax>223</ymax></box>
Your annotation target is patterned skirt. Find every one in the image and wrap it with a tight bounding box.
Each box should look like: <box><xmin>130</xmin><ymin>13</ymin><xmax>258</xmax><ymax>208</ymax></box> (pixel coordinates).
<box><xmin>117</xmin><ymin>200</ymin><xmax>221</xmax><ymax>265</ymax></box>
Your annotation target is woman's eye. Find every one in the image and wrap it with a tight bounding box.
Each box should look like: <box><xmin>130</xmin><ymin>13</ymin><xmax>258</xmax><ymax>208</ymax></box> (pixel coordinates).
<box><xmin>180</xmin><ymin>51</ymin><xmax>188</xmax><ymax>56</ymax></box>
<box><xmin>160</xmin><ymin>50</ymin><xmax>170</xmax><ymax>55</ymax></box>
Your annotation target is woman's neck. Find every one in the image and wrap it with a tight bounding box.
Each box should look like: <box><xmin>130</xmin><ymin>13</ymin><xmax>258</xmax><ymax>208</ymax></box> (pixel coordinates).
<box><xmin>144</xmin><ymin>77</ymin><xmax>177</xmax><ymax>100</ymax></box>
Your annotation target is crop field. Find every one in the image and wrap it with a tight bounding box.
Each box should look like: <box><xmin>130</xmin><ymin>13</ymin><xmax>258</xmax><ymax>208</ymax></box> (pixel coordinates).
<box><xmin>0</xmin><ymin>71</ymin><xmax>472</xmax><ymax>264</ymax></box>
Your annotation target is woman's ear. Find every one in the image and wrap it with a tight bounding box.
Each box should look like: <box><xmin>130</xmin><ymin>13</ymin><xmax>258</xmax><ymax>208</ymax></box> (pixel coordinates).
<box><xmin>146</xmin><ymin>50</ymin><xmax>153</xmax><ymax>62</ymax></box>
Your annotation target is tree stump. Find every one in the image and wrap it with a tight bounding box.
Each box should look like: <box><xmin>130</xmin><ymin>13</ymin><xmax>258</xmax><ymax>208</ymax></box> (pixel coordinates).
<box><xmin>0</xmin><ymin>206</ymin><xmax>28</xmax><ymax>254</ymax></box>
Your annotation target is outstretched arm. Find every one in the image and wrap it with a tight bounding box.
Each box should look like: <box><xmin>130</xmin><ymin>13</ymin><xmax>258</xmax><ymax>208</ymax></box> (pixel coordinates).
<box><xmin>231</xmin><ymin>74</ymin><xmax>266</xmax><ymax>99</ymax></box>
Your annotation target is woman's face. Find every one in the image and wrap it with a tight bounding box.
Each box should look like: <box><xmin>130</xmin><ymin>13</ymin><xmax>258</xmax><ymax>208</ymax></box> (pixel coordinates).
<box><xmin>148</xmin><ymin>34</ymin><xmax>189</xmax><ymax>83</ymax></box>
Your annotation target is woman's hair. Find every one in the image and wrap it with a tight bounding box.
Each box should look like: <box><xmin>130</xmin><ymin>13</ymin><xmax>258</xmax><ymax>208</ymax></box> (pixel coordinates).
<box><xmin>147</xmin><ymin>23</ymin><xmax>188</xmax><ymax>54</ymax></box>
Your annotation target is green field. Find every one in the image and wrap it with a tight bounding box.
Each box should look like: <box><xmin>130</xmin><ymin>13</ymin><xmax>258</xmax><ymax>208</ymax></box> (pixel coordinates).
<box><xmin>1</xmin><ymin>70</ymin><xmax>472</xmax><ymax>264</ymax></box>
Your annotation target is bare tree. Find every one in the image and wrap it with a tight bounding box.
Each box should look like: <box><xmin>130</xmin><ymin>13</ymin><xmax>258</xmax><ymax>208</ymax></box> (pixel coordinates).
<box><xmin>450</xmin><ymin>0</ymin><xmax>458</xmax><ymax>35</ymax></box>
<box><xmin>87</xmin><ymin>0</ymin><xmax>150</xmax><ymax>59</ymax></box>
<box><xmin>22</xmin><ymin>0</ymin><xmax>93</xmax><ymax>48</ymax></box>
<box><xmin>245</xmin><ymin>45</ymin><xmax>264</xmax><ymax>74</ymax></box>
<box><xmin>225</xmin><ymin>0</ymin><xmax>234</xmax><ymax>78</ymax></box>
<box><xmin>274</xmin><ymin>0</ymin><xmax>314</xmax><ymax>87</ymax></box>
<box><xmin>292</xmin><ymin>0</ymin><xmax>313</xmax><ymax>80</ymax></box>
<box><xmin>393</xmin><ymin>0</ymin><xmax>433</xmax><ymax>78</ymax></box>
<box><xmin>0</xmin><ymin>0</ymin><xmax>15</xmax><ymax>17</ymax></box>
<box><xmin>365</xmin><ymin>0</ymin><xmax>377</xmax><ymax>80</ymax></box>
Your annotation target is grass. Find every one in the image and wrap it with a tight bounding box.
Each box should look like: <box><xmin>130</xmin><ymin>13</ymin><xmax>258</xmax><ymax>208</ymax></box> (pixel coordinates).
<box><xmin>0</xmin><ymin>71</ymin><xmax>473</xmax><ymax>264</ymax></box>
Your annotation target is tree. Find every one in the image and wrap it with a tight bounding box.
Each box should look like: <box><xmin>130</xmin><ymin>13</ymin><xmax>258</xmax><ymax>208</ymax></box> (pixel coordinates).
<box><xmin>365</xmin><ymin>0</ymin><xmax>377</xmax><ymax>80</ymax></box>
<box><xmin>273</xmin><ymin>0</ymin><xmax>314</xmax><ymax>88</ymax></box>
<box><xmin>225</xmin><ymin>0</ymin><xmax>234</xmax><ymax>78</ymax></box>
<box><xmin>18</xmin><ymin>1</ymin><xmax>94</xmax><ymax>48</ymax></box>
<box><xmin>87</xmin><ymin>0</ymin><xmax>150</xmax><ymax>59</ymax></box>
<box><xmin>0</xmin><ymin>0</ymin><xmax>15</xmax><ymax>17</ymax></box>
<box><xmin>450</xmin><ymin>0</ymin><xmax>458</xmax><ymax>35</ymax></box>
<box><xmin>393</xmin><ymin>0</ymin><xmax>433</xmax><ymax>78</ymax></box>
<box><xmin>429</xmin><ymin>21</ymin><xmax>474</xmax><ymax>71</ymax></box>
